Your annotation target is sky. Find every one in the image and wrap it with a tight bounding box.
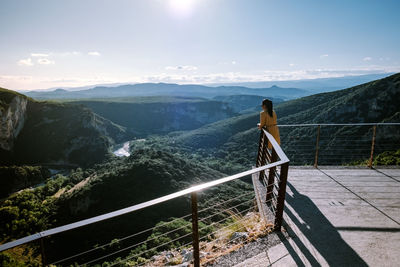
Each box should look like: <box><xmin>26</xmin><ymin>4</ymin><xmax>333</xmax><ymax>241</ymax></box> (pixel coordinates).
<box><xmin>0</xmin><ymin>0</ymin><xmax>399</xmax><ymax>90</ymax></box>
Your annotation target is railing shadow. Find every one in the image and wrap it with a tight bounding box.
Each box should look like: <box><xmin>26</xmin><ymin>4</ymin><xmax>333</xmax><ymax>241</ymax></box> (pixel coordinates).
<box><xmin>277</xmin><ymin>182</ymin><xmax>368</xmax><ymax>267</ymax></box>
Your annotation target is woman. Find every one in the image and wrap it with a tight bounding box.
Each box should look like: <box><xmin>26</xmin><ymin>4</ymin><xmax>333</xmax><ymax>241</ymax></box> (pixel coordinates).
<box><xmin>258</xmin><ymin>98</ymin><xmax>281</xmax><ymax>148</ymax></box>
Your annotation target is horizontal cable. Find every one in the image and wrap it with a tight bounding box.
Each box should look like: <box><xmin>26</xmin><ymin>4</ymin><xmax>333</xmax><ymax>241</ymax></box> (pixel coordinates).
<box><xmin>200</xmin><ymin>216</ymin><xmax>274</xmax><ymax>265</ymax></box>
<box><xmin>82</xmin><ymin>202</ymin><xmax>259</xmax><ymax>266</ymax></box>
<box><xmin>197</xmin><ymin>206</ymin><xmax>257</xmax><ymax>236</ymax></box>
<box><xmin>56</xmin><ymin>193</ymin><xmax>254</xmax><ymax>265</ymax></box>
<box><xmin>198</xmin><ymin>191</ymin><xmax>254</xmax><ymax>215</ymax></box>
<box><xmin>199</xmin><ymin>199</ymin><xmax>255</xmax><ymax>222</ymax></box>
<box><xmin>278</xmin><ymin>123</ymin><xmax>400</xmax><ymax>126</ymax></box>
<box><xmin>197</xmin><ymin>208</ymin><xmax>265</xmax><ymax>247</ymax></box>
<box><xmin>111</xmin><ymin>206</ymin><xmax>257</xmax><ymax>267</ymax></box>
<box><xmin>1</xmin><ymin>156</ymin><xmax>288</xmax><ymax>252</ymax></box>
<box><xmin>49</xmin><ymin>213</ymin><xmax>194</xmax><ymax>265</ymax></box>
<box><xmin>84</xmin><ymin>229</ymin><xmax>194</xmax><ymax>266</ymax></box>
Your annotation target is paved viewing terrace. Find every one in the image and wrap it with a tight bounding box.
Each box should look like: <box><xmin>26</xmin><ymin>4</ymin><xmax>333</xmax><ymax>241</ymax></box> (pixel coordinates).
<box><xmin>239</xmin><ymin>166</ymin><xmax>400</xmax><ymax>267</ymax></box>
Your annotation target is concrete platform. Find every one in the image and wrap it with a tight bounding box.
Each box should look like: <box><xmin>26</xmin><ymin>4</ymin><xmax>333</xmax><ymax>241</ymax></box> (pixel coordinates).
<box><xmin>238</xmin><ymin>166</ymin><xmax>400</xmax><ymax>267</ymax></box>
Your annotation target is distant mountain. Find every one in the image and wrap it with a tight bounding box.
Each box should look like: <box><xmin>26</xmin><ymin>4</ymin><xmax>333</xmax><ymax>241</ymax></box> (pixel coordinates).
<box><xmin>0</xmin><ymin>87</ymin><xmax>131</xmax><ymax>167</ymax></box>
<box><xmin>25</xmin><ymin>83</ymin><xmax>308</xmax><ymax>100</ymax></box>
<box><xmin>208</xmin><ymin>73</ymin><xmax>395</xmax><ymax>93</ymax></box>
<box><xmin>18</xmin><ymin>82</ymin><xmax>129</xmax><ymax>93</ymax></box>
<box><xmin>175</xmin><ymin>73</ymin><xmax>400</xmax><ymax>165</ymax></box>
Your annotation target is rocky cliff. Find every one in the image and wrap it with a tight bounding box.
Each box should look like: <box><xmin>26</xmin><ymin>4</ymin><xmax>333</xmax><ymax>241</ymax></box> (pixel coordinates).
<box><xmin>0</xmin><ymin>89</ymin><xmax>28</xmax><ymax>151</ymax></box>
<box><xmin>0</xmin><ymin>88</ymin><xmax>131</xmax><ymax>166</ymax></box>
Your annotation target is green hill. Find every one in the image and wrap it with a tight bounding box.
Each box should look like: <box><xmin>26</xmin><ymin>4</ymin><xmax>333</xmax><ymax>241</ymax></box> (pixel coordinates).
<box><xmin>174</xmin><ymin>73</ymin><xmax>400</xmax><ymax>165</ymax></box>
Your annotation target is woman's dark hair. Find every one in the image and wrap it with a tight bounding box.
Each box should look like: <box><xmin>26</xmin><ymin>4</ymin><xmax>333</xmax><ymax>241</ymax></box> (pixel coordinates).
<box><xmin>262</xmin><ymin>99</ymin><xmax>273</xmax><ymax>117</ymax></box>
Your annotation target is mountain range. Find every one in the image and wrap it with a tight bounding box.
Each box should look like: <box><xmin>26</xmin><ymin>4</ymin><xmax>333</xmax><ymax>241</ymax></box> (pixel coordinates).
<box><xmin>25</xmin><ymin>83</ymin><xmax>308</xmax><ymax>100</ymax></box>
<box><xmin>209</xmin><ymin>73</ymin><xmax>395</xmax><ymax>93</ymax></box>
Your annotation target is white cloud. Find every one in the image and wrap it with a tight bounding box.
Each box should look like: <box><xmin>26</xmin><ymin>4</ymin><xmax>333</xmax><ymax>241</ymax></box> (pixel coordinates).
<box><xmin>231</xmin><ymin>61</ymin><xmax>237</xmax><ymax>65</ymax></box>
<box><xmin>31</xmin><ymin>53</ymin><xmax>49</xmax><ymax>57</ymax></box>
<box><xmin>165</xmin><ymin>65</ymin><xmax>198</xmax><ymax>71</ymax></box>
<box><xmin>88</xmin><ymin>51</ymin><xmax>101</xmax><ymax>56</ymax></box>
<box><xmin>37</xmin><ymin>58</ymin><xmax>55</xmax><ymax>65</ymax></box>
<box><xmin>2</xmin><ymin>66</ymin><xmax>399</xmax><ymax>91</ymax></box>
<box><xmin>53</xmin><ymin>51</ymin><xmax>80</xmax><ymax>57</ymax></box>
<box><xmin>289</xmin><ymin>63</ymin><xmax>295</xmax><ymax>67</ymax></box>
<box><xmin>320</xmin><ymin>54</ymin><xmax>329</xmax><ymax>58</ymax></box>
<box><xmin>0</xmin><ymin>74</ymin><xmax>123</xmax><ymax>91</ymax></box>
<box><xmin>146</xmin><ymin>67</ymin><xmax>400</xmax><ymax>85</ymax></box>
<box><xmin>363</xmin><ymin>57</ymin><xmax>372</xmax><ymax>61</ymax></box>
<box><xmin>17</xmin><ymin>58</ymin><xmax>34</xmax><ymax>66</ymax></box>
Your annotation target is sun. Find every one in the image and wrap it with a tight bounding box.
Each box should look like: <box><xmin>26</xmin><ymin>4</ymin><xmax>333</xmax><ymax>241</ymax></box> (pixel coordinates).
<box><xmin>168</xmin><ymin>0</ymin><xmax>196</xmax><ymax>17</ymax></box>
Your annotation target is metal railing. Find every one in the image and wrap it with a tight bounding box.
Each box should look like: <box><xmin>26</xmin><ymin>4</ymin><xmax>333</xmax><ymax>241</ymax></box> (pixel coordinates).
<box><xmin>256</xmin><ymin>128</ymin><xmax>290</xmax><ymax>230</ymax></box>
<box><xmin>0</xmin><ymin>130</ymin><xmax>290</xmax><ymax>266</ymax></box>
<box><xmin>277</xmin><ymin>123</ymin><xmax>400</xmax><ymax>167</ymax></box>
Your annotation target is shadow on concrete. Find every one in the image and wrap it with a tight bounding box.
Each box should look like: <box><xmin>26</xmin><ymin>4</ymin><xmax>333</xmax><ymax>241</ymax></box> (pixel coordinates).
<box><xmin>336</xmin><ymin>226</ymin><xmax>400</xmax><ymax>232</ymax></box>
<box><xmin>277</xmin><ymin>182</ymin><xmax>368</xmax><ymax>267</ymax></box>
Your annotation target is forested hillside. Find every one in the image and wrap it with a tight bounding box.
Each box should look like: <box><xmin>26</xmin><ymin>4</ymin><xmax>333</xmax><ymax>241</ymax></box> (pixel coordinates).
<box><xmin>174</xmin><ymin>73</ymin><xmax>400</xmax><ymax>165</ymax></box>
<box><xmin>0</xmin><ymin>147</ymin><xmax>253</xmax><ymax>265</ymax></box>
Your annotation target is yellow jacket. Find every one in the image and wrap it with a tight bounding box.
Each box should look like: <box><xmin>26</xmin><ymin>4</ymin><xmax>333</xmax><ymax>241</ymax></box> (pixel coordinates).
<box><xmin>260</xmin><ymin>110</ymin><xmax>281</xmax><ymax>148</ymax></box>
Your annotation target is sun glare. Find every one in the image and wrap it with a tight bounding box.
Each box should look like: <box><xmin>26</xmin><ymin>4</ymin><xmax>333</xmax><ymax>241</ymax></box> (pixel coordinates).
<box><xmin>169</xmin><ymin>0</ymin><xmax>196</xmax><ymax>17</ymax></box>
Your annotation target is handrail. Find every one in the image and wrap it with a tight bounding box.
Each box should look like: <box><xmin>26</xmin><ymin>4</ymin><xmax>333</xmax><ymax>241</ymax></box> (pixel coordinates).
<box><xmin>277</xmin><ymin>122</ymin><xmax>400</xmax><ymax>127</ymax></box>
<box><xmin>256</xmin><ymin>128</ymin><xmax>290</xmax><ymax>230</ymax></box>
<box><xmin>0</xmin><ymin>130</ymin><xmax>289</xmax><ymax>253</ymax></box>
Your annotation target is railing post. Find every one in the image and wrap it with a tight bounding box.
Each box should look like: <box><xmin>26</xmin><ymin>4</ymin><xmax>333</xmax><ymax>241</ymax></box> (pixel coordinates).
<box><xmin>368</xmin><ymin>125</ymin><xmax>377</xmax><ymax>168</ymax></box>
<box><xmin>314</xmin><ymin>125</ymin><xmax>321</xmax><ymax>168</ymax></box>
<box><xmin>191</xmin><ymin>192</ymin><xmax>200</xmax><ymax>267</ymax></box>
<box><xmin>257</xmin><ymin>130</ymin><xmax>267</xmax><ymax>180</ymax></box>
<box><xmin>274</xmin><ymin>162</ymin><xmax>289</xmax><ymax>231</ymax></box>
<box><xmin>256</xmin><ymin>129</ymin><xmax>264</xmax><ymax>167</ymax></box>
<box><xmin>40</xmin><ymin>237</ymin><xmax>47</xmax><ymax>266</ymax></box>
<box><xmin>266</xmin><ymin>148</ymin><xmax>277</xmax><ymax>203</ymax></box>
